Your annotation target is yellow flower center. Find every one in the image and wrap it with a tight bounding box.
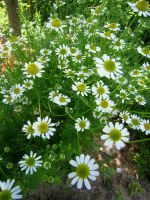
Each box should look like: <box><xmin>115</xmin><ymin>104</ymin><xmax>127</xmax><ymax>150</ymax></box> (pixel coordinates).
<box><xmin>132</xmin><ymin>118</ymin><xmax>140</xmax><ymax>126</ymax></box>
<box><xmin>137</xmin><ymin>97</ymin><xmax>143</xmax><ymax>102</ymax></box>
<box><xmin>0</xmin><ymin>190</ymin><xmax>11</xmax><ymax>200</ymax></box>
<box><xmin>104</xmin><ymin>31</ymin><xmax>111</xmax><ymax>37</ymax></box>
<box><xmin>109</xmin><ymin>129</ymin><xmax>122</xmax><ymax>142</ymax></box>
<box><xmin>38</xmin><ymin>122</ymin><xmax>49</xmax><ymax>133</ymax></box>
<box><xmin>136</xmin><ymin>0</ymin><xmax>149</xmax><ymax>11</ymax></box>
<box><xmin>144</xmin><ymin>123</ymin><xmax>150</xmax><ymax>130</ymax></box>
<box><xmin>60</xmin><ymin>48</ymin><xmax>67</xmax><ymax>55</ymax></box>
<box><xmin>146</xmin><ymin>65</ymin><xmax>150</xmax><ymax>70</ymax></box>
<box><xmin>142</xmin><ymin>47</ymin><xmax>150</xmax><ymax>55</ymax></box>
<box><xmin>100</xmin><ymin>100</ymin><xmax>109</xmax><ymax>108</ymax></box>
<box><xmin>70</xmin><ymin>48</ymin><xmax>76</xmax><ymax>54</ymax></box>
<box><xmin>76</xmin><ymin>164</ymin><xmax>90</xmax><ymax>179</ymax></box>
<box><xmin>27</xmin><ymin>125</ymin><xmax>34</xmax><ymax>134</ymax></box>
<box><xmin>90</xmin><ymin>45</ymin><xmax>96</xmax><ymax>51</ymax></box>
<box><xmin>79</xmin><ymin>121</ymin><xmax>86</xmax><ymax>128</ymax></box>
<box><xmin>6</xmin><ymin>96</ymin><xmax>12</xmax><ymax>102</ymax></box>
<box><xmin>26</xmin><ymin>157</ymin><xmax>35</xmax><ymax>167</ymax></box>
<box><xmin>115</xmin><ymin>40</ymin><xmax>121</xmax><ymax>46</ymax></box>
<box><xmin>59</xmin><ymin>96</ymin><xmax>66</xmax><ymax>103</ymax></box>
<box><xmin>1</xmin><ymin>52</ymin><xmax>8</xmax><ymax>57</ymax></box>
<box><xmin>52</xmin><ymin>19</ymin><xmax>62</xmax><ymax>27</ymax></box>
<box><xmin>76</xmin><ymin>54</ymin><xmax>82</xmax><ymax>60</ymax></box>
<box><xmin>104</xmin><ymin>60</ymin><xmax>116</xmax><ymax>72</ymax></box>
<box><xmin>13</xmin><ymin>87</ymin><xmax>20</xmax><ymax>94</ymax></box>
<box><xmin>27</xmin><ymin>63</ymin><xmax>40</xmax><ymax>75</ymax></box>
<box><xmin>97</xmin><ymin>87</ymin><xmax>105</xmax><ymax>95</ymax></box>
<box><xmin>123</xmin><ymin>114</ymin><xmax>128</xmax><ymax>121</ymax></box>
<box><xmin>77</xmin><ymin>83</ymin><xmax>86</xmax><ymax>92</ymax></box>
<box><xmin>109</xmin><ymin>23</ymin><xmax>117</xmax><ymax>29</ymax></box>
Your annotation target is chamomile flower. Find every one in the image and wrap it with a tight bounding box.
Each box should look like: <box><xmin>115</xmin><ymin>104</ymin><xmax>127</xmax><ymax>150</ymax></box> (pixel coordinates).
<box><xmin>33</xmin><ymin>116</ymin><xmax>56</xmax><ymax>139</ymax></box>
<box><xmin>142</xmin><ymin>62</ymin><xmax>150</xmax><ymax>72</ymax></box>
<box><xmin>128</xmin><ymin>114</ymin><xmax>141</xmax><ymax>130</ymax></box>
<box><xmin>137</xmin><ymin>47</ymin><xmax>150</xmax><ymax>58</ymax></box>
<box><xmin>130</xmin><ymin>69</ymin><xmax>142</xmax><ymax>77</ymax></box>
<box><xmin>0</xmin><ymin>179</ymin><xmax>22</xmax><ymax>200</ymax></box>
<box><xmin>112</xmin><ymin>38</ymin><xmax>125</xmax><ymax>51</ymax></box>
<box><xmin>10</xmin><ymin>84</ymin><xmax>24</xmax><ymax>99</ymax></box>
<box><xmin>128</xmin><ymin>1</ymin><xmax>150</xmax><ymax>17</ymax></box>
<box><xmin>40</xmin><ymin>48</ymin><xmax>52</xmax><ymax>56</ymax></box>
<box><xmin>135</xmin><ymin>95</ymin><xmax>146</xmax><ymax>105</ymax></box>
<box><xmin>2</xmin><ymin>94</ymin><xmax>14</xmax><ymax>104</ymax></box>
<box><xmin>55</xmin><ymin>44</ymin><xmax>70</xmax><ymax>59</ymax></box>
<box><xmin>22</xmin><ymin>62</ymin><xmax>45</xmax><ymax>78</ymax></box>
<box><xmin>19</xmin><ymin>151</ymin><xmax>42</xmax><ymax>175</ymax></box>
<box><xmin>116</xmin><ymin>89</ymin><xmax>130</xmax><ymax>103</ymax></box>
<box><xmin>22</xmin><ymin>121</ymin><xmax>35</xmax><ymax>139</ymax></box>
<box><xmin>92</xmin><ymin>81</ymin><xmax>110</xmax><ymax>98</ymax></box>
<box><xmin>91</xmin><ymin>5</ymin><xmax>107</xmax><ymax>16</ymax></box>
<box><xmin>99</xmin><ymin>31</ymin><xmax>116</xmax><ymax>40</ymax></box>
<box><xmin>119</xmin><ymin>111</ymin><xmax>131</xmax><ymax>124</ymax></box>
<box><xmin>92</xmin><ymin>108</ymin><xmax>102</xmax><ymax>119</ymax></box>
<box><xmin>23</xmin><ymin>79</ymin><xmax>34</xmax><ymax>90</ymax></box>
<box><xmin>46</xmin><ymin>17</ymin><xmax>63</xmax><ymax>31</ymax></box>
<box><xmin>140</xmin><ymin>119</ymin><xmax>150</xmax><ymax>135</ymax></box>
<box><xmin>53</xmin><ymin>94</ymin><xmax>71</xmax><ymax>106</ymax></box>
<box><xmin>95</xmin><ymin>97</ymin><xmax>115</xmax><ymax>113</ymax></box>
<box><xmin>101</xmin><ymin>122</ymin><xmax>129</xmax><ymax>150</ymax></box>
<box><xmin>94</xmin><ymin>54</ymin><xmax>123</xmax><ymax>80</ymax></box>
<box><xmin>75</xmin><ymin>116</ymin><xmax>90</xmax><ymax>132</ymax></box>
<box><xmin>68</xmin><ymin>154</ymin><xmax>99</xmax><ymax>190</ymax></box>
<box><xmin>128</xmin><ymin>84</ymin><xmax>138</xmax><ymax>95</ymax></box>
<box><xmin>72</xmin><ymin>81</ymin><xmax>90</xmax><ymax>96</ymax></box>
<box><xmin>72</xmin><ymin>52</ymin><xmax>85</xmax><ymax>63</ymax></box>
<box><xmin>85</xmin><ymin>44</ymin><xmax>101</xmax><ymax>53</ymax></box>
<box><xmin>104</xmin><ymin>22</ymin><xmax>120</xmax><ymax>31</ymax></box>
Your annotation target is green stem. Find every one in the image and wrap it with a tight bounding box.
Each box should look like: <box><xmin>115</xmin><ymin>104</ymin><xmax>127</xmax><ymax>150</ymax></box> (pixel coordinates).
<box><xmin>0</xmin><ymin>167</ymin><xmax>7</xmax><ymax>178</ymax></box>
<box><xmin>127</xmin><ymin>138</ymin><xmax>150</xmax><ymax>144</ymax></box>
<box><xmin>77</xmin><ymin>132</ymin><xmax>80</xmax><ymax>154</ymax></box>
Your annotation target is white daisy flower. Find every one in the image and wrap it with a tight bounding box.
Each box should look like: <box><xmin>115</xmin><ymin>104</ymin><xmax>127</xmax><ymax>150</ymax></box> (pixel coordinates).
<box><xmin>137</xmin><ymin>47</ymin><xmax>150</xmax><ymax>58</ymax></box>
<box><xmin>68</xmin><ymin>154</ymin><xmax>99</xmax><ymax>190</ymax></box>
<box><xmin>53</xmin><ymin>94</ymin><xmax>71</xmax><ymax>106</ymax></box>
<box><xmin>46</xmin><ymin>17</ymin><xmax>63</xmax><ymax>31</ymax></box>
<box><xmin>128</xmin><ymin>85</ymin><xmax>138</xmax><ymax>95</ymax></box>
<box><xmin>130</xmin><ymin>69</ymin><xmax>142</xmax><ymax>77</ymax></box>
<box><xmin>128</xmin><ymin>1</ymin><xmax>150</xmax><ymax>17</ymax></box>
<box><xmin>0</xmin><ymin>179</ymin><xmax>22</xmax><ymax>199</ymax></box>
<box><xmin>95</xmin><ymin>97</ymin><xmax>115</xmax><ymax>113</ymax></box>
<box><xmin>119</xmin><ymin>111</ymin><xmax>131</xmax><ymax>124</ymax></box>
<box><xmin>72</xmin><ymin>52</ymin><xmax>85</xmax><ymax>63</ymax></box>
<box><xmin>104</xmin><ymin>22</ymin><xmax>120</xmax><ymax>31</ymax></box>
<box><xmin>91</xmin><ymin>5</ymin><xmax>107</xmax><ymax>16</ymax></box>
<box><xmin>85</xmin><ymin>44</ymin><xmax>101</xmax><ymax>53</ymax></box>
<box><xmin>116</xmin><ymin>89</ymin><xmax>130</xmax><ymax>103</ymax></box>
<box><xmin>72</xmin><ymin>81</ymin><xmax>90</xmax><ymax>96</ymax></box>
<box><xmin>128</xmin><ymin>114</ymin><xmax>141</xmax><ymax>130</ymax></box>
<box><xmin>112</xmin><ymin>38</ymin><xmax>125</xmax><ymax>51</ymax></box>
<box><xmin>2</xmin><ymin>94</ymin><xmax>14</xmax><ymax>104</ymax></box>
<box><xmin>49</xmin><ymin>90</ymin><xmax>60</xmax><ymax>102</ymax></box>
<box><xmin>101</xmin><ymin>122</ymin><xmax>130</xmax><ymax>150</ymax></box>
<box><xmin>19</xmin><ymin>151</ymin><xmax>43</xmax><ymax>175</ymax></box>
<box><xmin>10</xmin><ymin>84</ymin><xmax>24</xmax><ymax>99</ymax></box>
<box><xmin>92</xmin><ymin>108</ymin><xmax>102</xmax><ymax>119</ymax></box>
<box><xmin>22</xmin><ymin>62</ymin><xmax>45</xmax><ymax>78</ymax></box>
<box><xmin>55</xmin><ymin>44</ymin><xmax>70</xmax><ymax>59</ymax></box>
<box><xmin>94</xmin><ymin>54</ymin><xmax>123</xmax><ymax>80</ymax></box>
<box><xmin>33</xmin><ymin>116</ymin><xmax>56</xmax><ymax>139</ymax></box>
<box><xmin>140</xmin><ymin>119</ymin><xmax>150</xmax><ymax>135</ymax></box>
<box><xmin>99</xmin><ymin>31</ymin><xmax>116</xmax><ymax>40</ymax></box>
<box><xmin>22</xmin><ymin>121</ymin><xmax>36</xmax><ymax>139</ymax></box>
<box><xmin>23</xmin><ymin>79</ymin><xmax>34</xmax><ymax>90</ymax></box>
<box><xmin>75</xmin><ymin>116</ymin><xmax>90</xmax><ymax>132</ymax></box>
<box><xmin>135</xmin><ymin>95</ymin><xmax>146</xmax><ymax>105</ymax></box>
<box><xmin>92</xmin><ymin>81</ymin><xmax>110</xmax><ymax>98</ymax></box>
<box><xmin>142</xmin><ymin>62</ymin><xmax>150</xmax><ymax>72</ymax></box>
<box><xmin>40</xmin><ymin>48</ymin><xmax>52</xmax><ymax>56</ymax></box>
<box><xmin>69</xmin><ymin>47</ymin><xmax>78</xmax><ymax>56</ymax></box>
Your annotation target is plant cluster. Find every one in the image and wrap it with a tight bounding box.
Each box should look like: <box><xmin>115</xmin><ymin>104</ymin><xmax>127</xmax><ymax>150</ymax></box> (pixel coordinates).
<box><xmin>0</xmin><ymin>0</ymin><xmax>150</xmax><ymax>199</ymax></box>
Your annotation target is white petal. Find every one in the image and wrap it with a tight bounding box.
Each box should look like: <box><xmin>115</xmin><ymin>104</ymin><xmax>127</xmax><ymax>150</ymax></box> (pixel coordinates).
<box><xmin>104</xmin><ymin>139</ymin><xmax>113</xmax><ymax>148</ymax></box>
<box><xmin>69</xmin><ymin>160</ymin><xmax>78</xmax><ymax>167</ymax></box>
<box><xmin>68</xmin><ymin>172</ymin><xmax>77</xmax><ymax>179</ymax></box>
<box><xmin>77</xmin><ymin>178</ymin><xmax>83</xmax><ymax>189</ymax></box>
<box><xmin>84</xmin><ymin>178</ymin><xmax>91</xmax><ymax>190</ymax></box>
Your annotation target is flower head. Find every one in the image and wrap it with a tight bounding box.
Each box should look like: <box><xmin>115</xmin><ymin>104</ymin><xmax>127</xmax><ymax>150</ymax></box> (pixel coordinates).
<box><xmin>22</xmin><ymin>62</ymin><xmax>45</xmax><ymax>78</ymax></box>
<box><xmin>19</xmin><ymin>151</ymin><xmax>42</xmax><ymax>175</ymax></box>
<box><xmin>68</xmin><ymin>154</ymin><xmax>99</xmax><ymax>190</ymax></box>
<box><xmin>75</xmin><ymin>116</ymin><xmax>90</xmax><ymax>132</ymax></box>
<box><xmin>101</xmin><ymin>122</ymin><xmax>130</xmax><ymax>150</ymax></box>
<box><xmin>128</xmin><ymin>1</ymin><xmax>150</xmax><ymax>17</ymax></box>
<box><xmin>0</xmin><ymin>179</ymin><xmax>22</xmax><ymax>200</ymax></box>
<box><xmin>33</xmin><ymin>116</ymin><xmax>56</xmax><ymax>139</ymax></box>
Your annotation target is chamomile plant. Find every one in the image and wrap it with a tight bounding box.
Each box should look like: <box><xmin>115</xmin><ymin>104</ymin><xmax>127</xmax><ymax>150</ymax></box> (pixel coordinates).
<box><xmin>0</xmin><ymin>0</ymin><xmax>150</xmax><ymax>197</ymax></box>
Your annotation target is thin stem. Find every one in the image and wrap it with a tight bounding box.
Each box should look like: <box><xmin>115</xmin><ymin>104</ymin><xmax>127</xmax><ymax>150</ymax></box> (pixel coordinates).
<box><xmin>77</xmin><ymin>132</ymin><xmax>80</xmax><ymax>154</ymax></box>
<box><xmin>0</xmin><ymin>167</ymin><xmax>7</xmax><ymax>178</ymax></box>
<box><xmin>127</xmin><ymin>138</ymin><xmax>150</xmax><ymax>144</ymax></box>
